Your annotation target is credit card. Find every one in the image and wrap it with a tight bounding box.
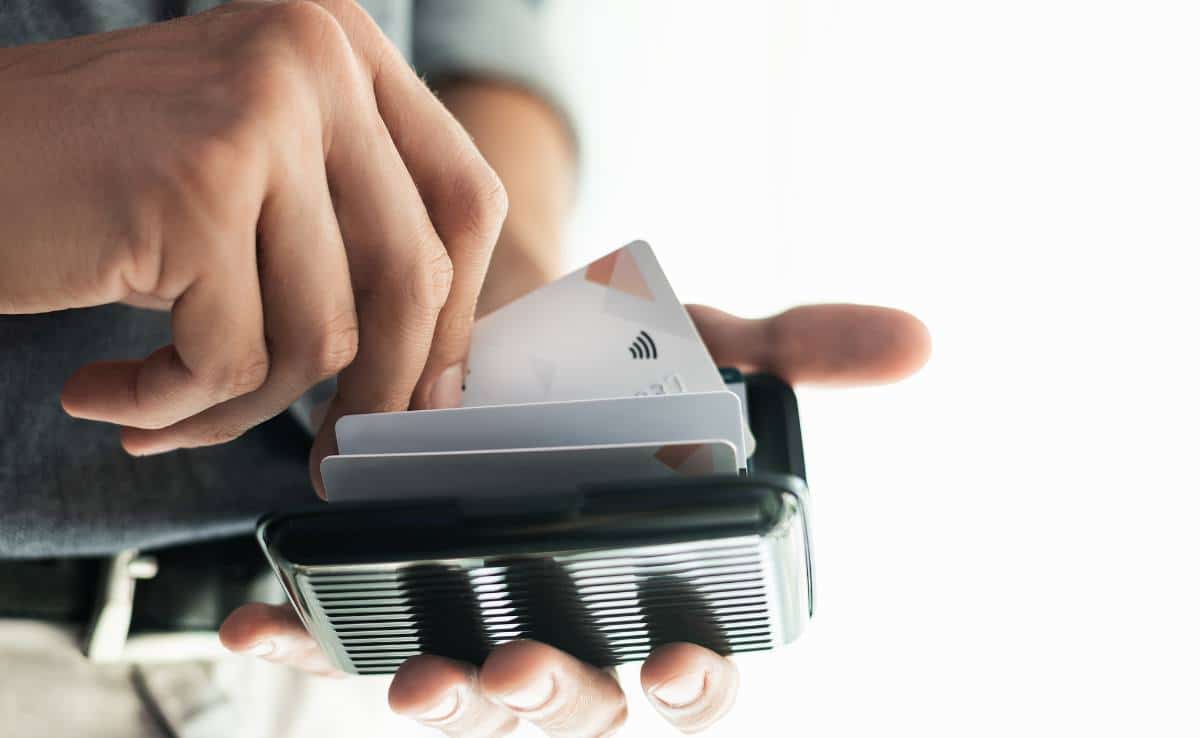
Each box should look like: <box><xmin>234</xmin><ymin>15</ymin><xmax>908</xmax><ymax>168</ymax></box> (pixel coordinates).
<box><xmin>322</xmin><ymin>440</ymin><xmax>739</xmax><ymax>502</ymax></box>
<box><xmin>335</xmin><ymin>390</ymin><xmax>748</xmax><ymax>469</ymax></box>
<box><xmin>463</xmin><ymin>241</ymin><xmax>725</xmax><ymax>406</ymax></box>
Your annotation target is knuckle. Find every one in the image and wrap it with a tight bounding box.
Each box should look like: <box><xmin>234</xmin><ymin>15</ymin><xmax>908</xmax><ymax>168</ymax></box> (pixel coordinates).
<box><xmin>248</xmin><ymin>0</ymin><xmax>360</xmax><ymax>86</ymax></box>
<box><xmin>228</xmin><ymin>0</ymin><xmax>360</xmax><ymax>118</ymax></box>
<box><xmin>305</xmin><ymin>0</ymin><xmax>362</xmax><ymax>27</ymax></box>
<box><xmin>159</xmin><ymin>125</ymin><xmax>261</xmax><ymax>231</ymax></box>
<box><xmin>176</xmin><ymin>131</ymin><xmax>249</xmax><ymax>190</ymax></box>
<box><xmin>306</xmin><ymin>311</ymin><xmax>359</xmax><ymax>379</ymax></box>
<box><xmin>200</xmin><ymin>349</ymin><xmax>270</xmax><ymax>399</ymax></box>
<box><xmin>254</xmin><ymin>0</ymin><xmax>344</xmax><ymax>52</ymax></box>
<box><xmin>448</xmin><ymin>159</ymin><xmax>508</xmax><ymax>246</ymax></box>
<box><xmin>406</xmin><ymin>244</ymin><xmax>455</xmax><ymax>313</ymax></box>
<box><xmin>435</xmin><ymin>305</ymin><xmax>475</xmax><ymax>353</ymax></box>
<box><xmin>106</xmin><ymin>195</ymin><xmax>166</xmax><ymax>297</ymax></box>
<box><xmin>227</xmin><ymin>43</ymin><xmax>310</xmax><ymax>123</ymax></box>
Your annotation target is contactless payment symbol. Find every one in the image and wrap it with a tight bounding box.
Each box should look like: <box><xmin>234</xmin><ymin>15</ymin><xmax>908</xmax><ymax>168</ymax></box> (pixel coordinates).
<box><xmin>628</xmin><ymin>330</ymin><xmax>658</xmax><ymax>359</ymax></box>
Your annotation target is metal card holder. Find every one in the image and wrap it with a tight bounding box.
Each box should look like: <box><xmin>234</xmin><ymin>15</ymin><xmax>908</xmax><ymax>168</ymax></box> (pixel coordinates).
<box><xmin>258</xmin><ymin>373</ymin><xmax>812</xmax><ymax>673</ymax></box>
<box><xmin>260</xmin><ymin>480</ymin><xmax>811</xmax><ymax>674</ymax></box>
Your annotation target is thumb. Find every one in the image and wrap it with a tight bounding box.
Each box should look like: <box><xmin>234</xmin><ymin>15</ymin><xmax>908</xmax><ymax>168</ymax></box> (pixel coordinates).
<box><xmin>219</xmin><ymin>602</ymin><xmax>344</xmax><ymax>678</ymax></box>
<box><xmin>687</xmin><ymin>303</ymin><xmax>931</xmax><ymax>386</ymax></box>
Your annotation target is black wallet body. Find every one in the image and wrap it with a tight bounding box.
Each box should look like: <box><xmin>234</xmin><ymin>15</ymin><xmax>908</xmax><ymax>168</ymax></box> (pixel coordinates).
<box><xmin>258</xmin><ymin>373</ymin><xmax>812</xmax><ymax>674</ymax></box>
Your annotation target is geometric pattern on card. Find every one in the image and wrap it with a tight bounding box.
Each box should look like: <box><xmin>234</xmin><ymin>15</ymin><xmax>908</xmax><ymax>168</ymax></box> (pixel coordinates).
<box><xmin>585</xmin><ymin>249</ymin><xmax>653</xmax><ymax>301</ymax></box>
<box><xmin>654</xmin><ymin>443</ymin><xmax>717</xmax><ymax>476</ymax></box>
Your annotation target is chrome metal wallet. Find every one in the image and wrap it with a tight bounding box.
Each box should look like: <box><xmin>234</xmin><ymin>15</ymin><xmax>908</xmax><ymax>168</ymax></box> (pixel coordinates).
<box><xmin>258</xmin><ymin>373</ymin><xmax>812</xmax><ymax>674</ymax></box>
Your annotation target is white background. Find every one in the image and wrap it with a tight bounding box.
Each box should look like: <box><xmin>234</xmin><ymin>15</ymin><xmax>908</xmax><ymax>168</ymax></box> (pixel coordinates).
<box><xmin>543</xmin><ymin>1</ymin><xmax>1199</xmax><ymax>736</ymax></box>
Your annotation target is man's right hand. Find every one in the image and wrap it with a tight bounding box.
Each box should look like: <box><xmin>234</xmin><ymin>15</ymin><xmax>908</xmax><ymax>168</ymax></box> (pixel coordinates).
<box><xmin>0</xmin><ymin>0</ymin><xmax>507</xmax><ymax>494</ymax></box>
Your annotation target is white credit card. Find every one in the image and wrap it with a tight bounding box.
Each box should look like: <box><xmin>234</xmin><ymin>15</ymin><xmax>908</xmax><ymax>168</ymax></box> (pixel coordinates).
<box><xmin>462</xmin><ymin>241</ymin><xmax>725</xmax><ymax>406</ymax></box>
<box><xmin>322</xmin><ymin>440</ymin><xmax>739</xmax><ymax>502</ymax></box>
<box><xmin>336</xmin><ymin>390</ymin><xmax>748</xmax><ymax>468</ymax></box>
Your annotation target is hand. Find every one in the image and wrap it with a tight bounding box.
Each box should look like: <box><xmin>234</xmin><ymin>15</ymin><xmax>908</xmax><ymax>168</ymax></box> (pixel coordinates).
<box><xmin>220</xmin><ymin>303</ymin><xmax>930</xmax><ymax>736</ymax></box>
<box><xmin>0</xmin><ymin>0</ymin><xmax>507</xmax><ymax>495</ymax></box>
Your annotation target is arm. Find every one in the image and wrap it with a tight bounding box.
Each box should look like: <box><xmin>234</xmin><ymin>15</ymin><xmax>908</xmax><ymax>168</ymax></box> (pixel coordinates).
<box><xmin>437</xmin><ymin>80</ymin><xmax>577</xmax><ymax>314</ymax></box>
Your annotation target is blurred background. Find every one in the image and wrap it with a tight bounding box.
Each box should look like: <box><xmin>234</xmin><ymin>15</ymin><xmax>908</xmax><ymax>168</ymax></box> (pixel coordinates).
<box><xmin>539</xmin><ymin>1</ymin><xmax>1199</xmax><ymax>736</ymax></box>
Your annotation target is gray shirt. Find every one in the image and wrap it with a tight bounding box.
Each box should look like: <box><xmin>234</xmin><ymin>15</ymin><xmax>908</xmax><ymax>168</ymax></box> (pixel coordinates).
<box><xmin>0</xmin><ymin>0</ymin><xmax>564</xmax><ymax>558</ymax></box>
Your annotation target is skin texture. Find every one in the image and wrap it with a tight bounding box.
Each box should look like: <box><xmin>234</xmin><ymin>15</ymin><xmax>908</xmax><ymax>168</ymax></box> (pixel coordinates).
<box><xmin>0</xmin><ymin>0</ymin><xmax>509</xmax><ymax>497</ymax></box>
<box><xmin>0</xmin><ymin>2</ymin><xmax>930</xmax><ymax>734</ymax></box>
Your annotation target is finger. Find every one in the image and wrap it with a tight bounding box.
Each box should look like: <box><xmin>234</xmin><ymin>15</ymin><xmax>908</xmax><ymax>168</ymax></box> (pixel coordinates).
<box><xmin>390</xmin><ymin>655</ymin><xmax>518</xmax><ymax>738</ymax></box>
<box><xmin>479</xmin><ymin>640</ymin><xmax>628</xmax><ymax>738</ymax></box>
<box><xmin>61</xmin><ymin>244</ymin><xmax>269</xmax><ymax>432</ymax></box>
<box><xmin>641</xmin><ymin>643</ymin><xmax>740</xmax><ymax>734</ymax></box>
<box><xmin>219</xmin><ymin>602</ymin><xmax>344</xmax><ymax>678</ymax></box>
<box><xmin>324</xmin><ymin>0</ymin><xmax>507</xmax><ymax>410</ymax></box>
<box><xmin>298</xmin><ymin>19</ymin><xmax>453</xmax><ymax>496</ymax></box>
<box><xmin>121</xmin><ymin>126</ymin><xmax>356</xmax><ymax>455</ymax></box>
<box><xmin>687</xmin><ymin>303</ymin><xmax>932</xmax><ymax>386</ymax></box>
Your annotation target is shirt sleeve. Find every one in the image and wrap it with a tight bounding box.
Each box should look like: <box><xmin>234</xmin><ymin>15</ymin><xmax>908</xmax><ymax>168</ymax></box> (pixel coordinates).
<box><xmin>409</xmin><ymin>0</ymin><xmax>575</xmax><ymax>134</ymax></box>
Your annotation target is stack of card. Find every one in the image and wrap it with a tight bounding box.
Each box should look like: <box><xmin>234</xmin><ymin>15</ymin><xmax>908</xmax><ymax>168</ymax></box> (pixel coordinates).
<box><xmin>322</xmin><ymin>241</ymin><xmax>752</xmax><ymax>502</ymax></box>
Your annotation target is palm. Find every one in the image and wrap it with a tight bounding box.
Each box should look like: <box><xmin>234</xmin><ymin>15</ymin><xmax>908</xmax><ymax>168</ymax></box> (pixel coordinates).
<box><xmin>220</xmin><ymin>303</ymin><xmax>930</xmax><ymax>736</ymax></box>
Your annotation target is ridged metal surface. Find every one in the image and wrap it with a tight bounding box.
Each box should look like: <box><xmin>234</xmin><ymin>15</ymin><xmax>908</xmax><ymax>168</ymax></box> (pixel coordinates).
<box><xmin>290</xmin><ymin>529</ymin><xmax>805</xmax><ymax>675</ymax></box>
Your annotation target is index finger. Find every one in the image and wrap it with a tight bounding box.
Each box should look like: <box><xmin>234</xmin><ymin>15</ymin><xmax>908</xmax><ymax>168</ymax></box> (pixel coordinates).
<box><xmin>320</xmin><ymin>0</ymin><xmax>508</xmax><ymax>409</ymax></box>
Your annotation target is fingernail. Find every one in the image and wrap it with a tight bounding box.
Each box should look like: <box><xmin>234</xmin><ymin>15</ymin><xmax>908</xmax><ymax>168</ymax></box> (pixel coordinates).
<box><xmin>416</xmin><ymin>689</ymin><xmax>462</xmax><ymax>722</ymax></box>
<box><xmin>429</xmin><ymin>364</ymin><xmax>464</xmax><ymax>409</ymax></box>
<box><xmin>499</xmin><ymin>675</ymin><xmax>556</xmax><ymax>711</ymax></box>
<box><xmin>247</xmin><ymin>640</ymin><xmax>276</xmax><ymax>658</ymax></box>
<box><xmin>650</xmin><ymin>671</ymin><xmax>707</xmax><ymax>709</ymax></box>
